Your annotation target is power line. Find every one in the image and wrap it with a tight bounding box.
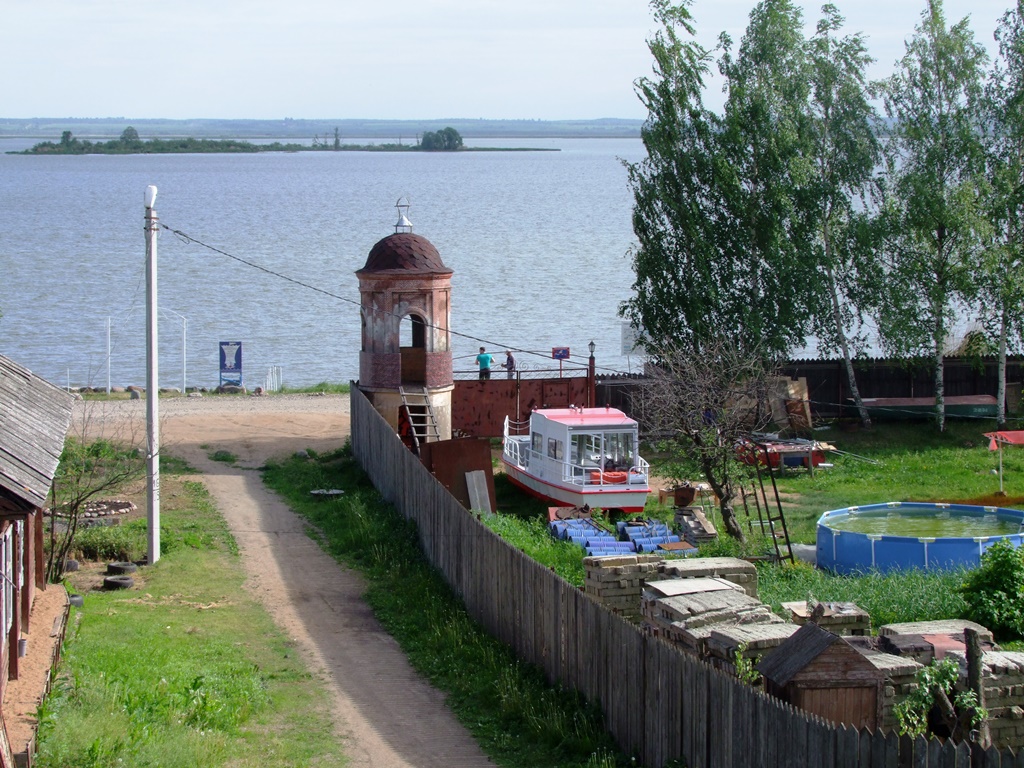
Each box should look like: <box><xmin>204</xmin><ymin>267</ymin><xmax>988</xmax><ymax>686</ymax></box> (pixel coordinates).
<box><xmin>160</xmin><ymin>222</ymin><xmax>625</xmax><ymax>373</ymax></box>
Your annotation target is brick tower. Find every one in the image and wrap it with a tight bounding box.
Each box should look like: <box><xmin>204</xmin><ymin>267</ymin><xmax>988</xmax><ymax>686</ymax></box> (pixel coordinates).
<box><xmin>356</xmin><ymin>203</ymin><xmax>453</xmax><ymax>445</ymax></box>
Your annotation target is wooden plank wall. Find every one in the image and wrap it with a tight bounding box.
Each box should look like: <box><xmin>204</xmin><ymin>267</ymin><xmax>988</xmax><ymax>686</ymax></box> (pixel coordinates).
<box><xmin>597</xmin><ymin>356</ymin><xmax>1024</xmax><ymax>422</ymax></box>
<box><xmin>350</xmin><ymin>385</ymin><xmax>1021</xmax><ymax>768</ymax></box>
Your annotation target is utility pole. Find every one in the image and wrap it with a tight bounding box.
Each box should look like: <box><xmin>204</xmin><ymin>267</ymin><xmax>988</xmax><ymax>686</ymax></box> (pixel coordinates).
<box><xmin>144</xmin><ymin>185</ymin><xmax>161</xmax><ymax>565</ymax></box>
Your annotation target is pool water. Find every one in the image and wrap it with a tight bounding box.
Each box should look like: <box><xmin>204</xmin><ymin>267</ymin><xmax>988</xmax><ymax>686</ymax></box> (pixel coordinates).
<box><xmin>816</xmin><ymin>502</ymin><xmax>1024</xmax><ymax>574</ymax></box>
<box><xmin>826</xmin><ymin>509</ymin><xmax>1023</xmax><ymax>538</ymax></box>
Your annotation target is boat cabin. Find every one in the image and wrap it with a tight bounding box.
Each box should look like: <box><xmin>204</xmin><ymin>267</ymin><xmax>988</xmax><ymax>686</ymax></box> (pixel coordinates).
<box><xmin>502</xmin><ymin>407</ymin><xmax>650</xmax><ymax>511</ymax></box>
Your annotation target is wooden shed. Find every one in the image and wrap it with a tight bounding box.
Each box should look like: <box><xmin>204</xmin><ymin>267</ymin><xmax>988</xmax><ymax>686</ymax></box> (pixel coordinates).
<box><xmin>0</xmin><ymin>355</ymin><xmax>73</xmax><ymax>696</ymax></box>
<box><xmin>756</xmin><ymin>622</ymin><xmax>884</xmax><ymax>730</ymax></box>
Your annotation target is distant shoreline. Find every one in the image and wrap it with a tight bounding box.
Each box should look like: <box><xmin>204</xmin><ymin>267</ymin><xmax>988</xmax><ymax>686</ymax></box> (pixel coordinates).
<box><xmin>0</xmin><ymin>116</ymin><xmax>644</xmax><ymax>142</ymax></box>
<box><xmin>10</xmin><ymin>127</ymin><xmax>561</xmax><ymax>156</ymax></box>
<box><xmin>11</xmin><ymin>142</ymin><xmax>559</xmax><ymax>156</ymax></box>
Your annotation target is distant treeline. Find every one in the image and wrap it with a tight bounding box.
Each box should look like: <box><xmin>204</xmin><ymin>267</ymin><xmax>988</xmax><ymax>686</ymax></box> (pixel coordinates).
<box><xmin>0</xmin><ymin>117</ymin><xmax>642</xmax><ymax>141</ymax></box>
<box><xmin>13</xmin><ymin>126</ymin><xmax>556</xmax><ymax>155</ymax></box>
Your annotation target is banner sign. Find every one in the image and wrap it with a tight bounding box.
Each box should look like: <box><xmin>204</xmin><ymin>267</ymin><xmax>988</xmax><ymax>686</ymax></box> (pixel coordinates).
<box><xmin>219</xmin><ymin>341</ymin><xmax>243</xmax><ymax>387</ymax></box>
<box><xmin>551</xmin><ymin>347</ymin><xmax>570</xmax><ymax>360</ymax></box>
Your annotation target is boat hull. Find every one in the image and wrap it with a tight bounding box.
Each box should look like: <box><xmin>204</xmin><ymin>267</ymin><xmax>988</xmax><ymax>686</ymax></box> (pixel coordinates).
<box><xmin>502</xmin><ymin>459</ymin><xmax>649</xmax><ymax>514</ymax></box>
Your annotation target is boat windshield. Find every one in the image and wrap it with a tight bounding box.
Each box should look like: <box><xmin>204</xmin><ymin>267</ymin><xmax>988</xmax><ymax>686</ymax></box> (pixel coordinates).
<box><xmin>570</xmin><ymin>431</ymin><xmax>636</xmax><ymax>471</ymax></box>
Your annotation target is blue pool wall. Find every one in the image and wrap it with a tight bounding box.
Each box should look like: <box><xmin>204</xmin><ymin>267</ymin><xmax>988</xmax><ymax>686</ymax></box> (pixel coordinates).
<box><xmin>816</xmin><ymin>502</ymin><xmax>1024</xmax><ymax>575</ymax></box>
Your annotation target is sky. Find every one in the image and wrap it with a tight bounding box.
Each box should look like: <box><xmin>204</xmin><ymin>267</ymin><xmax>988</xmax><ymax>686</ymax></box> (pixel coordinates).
<box><xmin>1</xmin><ymin>0</ymin><xmax>1017</xmax><ymax>121</ymax></box>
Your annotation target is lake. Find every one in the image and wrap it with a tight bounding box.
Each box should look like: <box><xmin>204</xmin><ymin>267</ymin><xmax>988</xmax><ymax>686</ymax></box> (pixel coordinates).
<box><xmin>0</xmin><ymin>136</ymin><xmax>646</xmax><ymax>390</ymax></box>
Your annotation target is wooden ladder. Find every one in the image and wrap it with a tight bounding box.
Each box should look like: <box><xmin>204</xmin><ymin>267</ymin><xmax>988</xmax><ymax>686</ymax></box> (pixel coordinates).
<box><xmin>742</xmin><ymin>444</ymin><xmax>795</xmax><ymax>564</ymax></box>
<box><xmin>398</xmin><ymin>385</ymin><xmax>441</xmax><ymax>452</ymax></box>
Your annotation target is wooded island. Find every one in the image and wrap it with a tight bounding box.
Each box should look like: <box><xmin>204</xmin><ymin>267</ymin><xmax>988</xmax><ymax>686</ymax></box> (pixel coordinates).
<box><xmin>13</xmin><ymin>126</ymin><xmax>555</xmax><ymax>154</ymax></box>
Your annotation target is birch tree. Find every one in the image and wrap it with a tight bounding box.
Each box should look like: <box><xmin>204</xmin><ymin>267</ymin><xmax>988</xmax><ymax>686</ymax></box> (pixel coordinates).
<box><xmin>982</xmin><ymin>1</ymin><xmax>1024</xmax><ymax>429</ymax></box>
<box><xmin>875</xmin><ymin>0</ymin><xmax>988</xmax><ymax>431</ymax></box>
<box><xmin>716</xmin><ymin>0</ymin><xmax>817</xmax><ymax>359</ymax></box>
<box><xmin>805</xmin><ymin>4</ymin><xmax>882</xmax><ymax>428</ymax></box>
<box><xmin>623</xmin><ymin>0</ymin><xmax>723</xmax><ymax>356</ymax></box>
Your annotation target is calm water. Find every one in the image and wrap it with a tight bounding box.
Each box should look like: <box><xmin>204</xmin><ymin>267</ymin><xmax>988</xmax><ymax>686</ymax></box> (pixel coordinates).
<box><xmin>0</xmin><ymin>137</ymin><xmax>645</xmax><ymax>389</ymax></box>
<box><xmin>825</xmin><ymin>507</ymin><xmax>1024</xmax><ymax>538</ymax></box>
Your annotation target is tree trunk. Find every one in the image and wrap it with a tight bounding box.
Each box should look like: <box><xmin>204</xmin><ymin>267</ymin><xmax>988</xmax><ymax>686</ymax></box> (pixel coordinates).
<box><xmin>825</xmin><ymin>264</ymin><xmax>871</xmax><ymax>429</ymax></box>
<box><xmin>702</xmin><ymin>461</ymin><xmax>746</xmax><ymax>543</ymax></box>
<box><xmin>934</xmin><ymin>310</ymin><xmax>946</xmax><ymax>433</ymax></box>
<box><xmin>997</xmin><ymin>309</ymin><xmax>1008</xmax><ymax>430</ymax></box>
<box><xmin>719</xmin><ymin>503</ymin><xmax>746</xmax><ymax>541</ymax></box>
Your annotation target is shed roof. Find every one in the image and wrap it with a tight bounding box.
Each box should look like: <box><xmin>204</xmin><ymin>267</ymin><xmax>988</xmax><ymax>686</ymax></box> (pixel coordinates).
<box><xmin>756</xmin><ymin>622</ymin><xmax>841</xmax><ymax>686</ymax></box>
<box><xmin>0</xmin><ymin>355</ymin><xmax>74</xmax><ymax>511</ymax></box>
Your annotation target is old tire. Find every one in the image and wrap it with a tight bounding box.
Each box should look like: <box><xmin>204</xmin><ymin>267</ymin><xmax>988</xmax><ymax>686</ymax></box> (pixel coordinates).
<box><xmin>103</xmin><ymin>575</ymin><xmax>134</xmax><ymax>590</ymax></box>
<box><xmin>106</xmin><ymin>562</ymin><xmax>137</xmax><ymax>575</ymax></box>
<box><xmin>68</xmin><ymin>594</ymin><xmax>84</xmax><ymax>607</ymax></box>
<box><xmin>63</xmin><ymin>558</ymin><xmax>79</xmax><ymax>573</ymax></box>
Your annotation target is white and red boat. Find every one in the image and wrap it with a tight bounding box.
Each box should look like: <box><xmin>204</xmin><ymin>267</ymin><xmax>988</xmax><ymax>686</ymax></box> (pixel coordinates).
<box><xmin>502</xmin><ymin>406</ymin><xmax>651</xmax><ymax>514</ymax></box>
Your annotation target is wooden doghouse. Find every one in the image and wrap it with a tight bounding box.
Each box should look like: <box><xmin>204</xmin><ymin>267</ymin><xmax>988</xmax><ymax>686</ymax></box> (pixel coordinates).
<box><xmin>756</xmin><ymin>622</ymin><xmax>884</xmax><ymax>730</ymax></box>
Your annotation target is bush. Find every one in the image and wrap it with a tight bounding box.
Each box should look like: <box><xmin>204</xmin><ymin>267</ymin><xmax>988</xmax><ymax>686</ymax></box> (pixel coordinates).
<box><xmin>73</xmin><ymin>520</ymin><xmax>147</xmax><ymax>562</ymax></box>
<box><xmin>958</xmin><ymin>540</ymin><xmax>1024</xmax><ymax>640</ymax></box>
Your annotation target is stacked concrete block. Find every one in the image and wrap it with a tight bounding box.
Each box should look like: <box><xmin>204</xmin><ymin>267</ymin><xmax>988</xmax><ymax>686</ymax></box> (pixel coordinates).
<box><xmin>653</xmin><ymin>556</ymin><xmax>759</xmax><ymax>597</ymax></box>
<box><xmin>978</xmin><ymin>651</ymin><xmax>1024</xmax><ymax>750</ymax></box>
<box><xmin>641</xmin><ymin>578</ymin><xmax>783</xmax><ymax>658</ymax></box>
<box><xmin>782</xmin><ymin>600</ymin><xmax>872</xmax><ymax>636</ymax></box>
<box><xmin>582</xmin><ymin>554</ymin><xmax>662</xmax><ymax>619</ymax></box>
<box><xmin>706</xmin><ymin>622</ymin><xmax>800</xmax><ymax>676</ymax></box>
<box><xmin>878</xmin><ymin>619</ymin><xmax>994</xmax><ymax>644</ymax></box>
<box><xmin>674</xmin><ymin>507</ymin><xmax>717</xmax><ymax>546</ymax></box>
<box><xmin>859</xmin><ymin>648</ymin><xmax>923</xmax><ymax>731</ymax></box>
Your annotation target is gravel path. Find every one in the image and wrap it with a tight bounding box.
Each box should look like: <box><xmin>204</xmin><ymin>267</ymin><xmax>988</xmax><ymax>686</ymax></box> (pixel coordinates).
<box><xmin>75</xmin><ymin>393</ymin><xmax>495</xmax><ymax>767</ymax></box>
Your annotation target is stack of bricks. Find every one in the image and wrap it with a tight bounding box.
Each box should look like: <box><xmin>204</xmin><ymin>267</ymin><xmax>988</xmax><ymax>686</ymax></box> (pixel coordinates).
<box><xmin>706</xmin><ymin>623</ymin><xmax>800</xmax><ymax>676</ymax></box>
<box><xmin>860</xmin><ymin>649</ymin><xmax>923</xmax><ymax>732</ymax></box>
<box><xmin>583</xmin><ymin>554</ymin><xmax>662</xmax><ymax>619</ymax></box>
<box><xmin>674</xmin><ymin>507</ymin><xmax>717</xmax><ymax>546</ymax></box>
<box><xmin>979</xmin><ymin>651</ymin><xmax>1024</xmax><ymax>750</ymax></box>
<box><xmin>653</xmin><ymin>556</ymin><xmax>759</xmax><ymax>597</ymax></box>
<box><xmin>641</xmin><ymin>579</ymin><xmax>785</xmax><ymax>659</ymax></box>
<box><xmin>782</xmin><ymin>600</ymin><xmax>872</xmax><ymax>636</ymax></box>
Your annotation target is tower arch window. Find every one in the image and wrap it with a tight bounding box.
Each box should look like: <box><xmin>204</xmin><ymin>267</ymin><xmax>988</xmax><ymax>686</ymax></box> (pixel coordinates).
<box><xmin>401</xmin><ymin>313</ymin><xmax>427</xmax><ymax>350</ymax></box>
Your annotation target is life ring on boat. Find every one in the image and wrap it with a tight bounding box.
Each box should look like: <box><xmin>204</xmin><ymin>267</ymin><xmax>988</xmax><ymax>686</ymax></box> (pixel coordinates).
<box><xmin>589</xmin><ymin>471</ymin><xmax>628</xmax><ymax>484</ymax></box>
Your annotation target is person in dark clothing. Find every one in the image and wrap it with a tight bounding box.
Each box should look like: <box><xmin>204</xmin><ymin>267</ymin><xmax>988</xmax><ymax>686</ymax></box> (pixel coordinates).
<box><xmin>501</xmin><ymin>350</ymin><xmax>516</xmax><ymax>379</ymax></box>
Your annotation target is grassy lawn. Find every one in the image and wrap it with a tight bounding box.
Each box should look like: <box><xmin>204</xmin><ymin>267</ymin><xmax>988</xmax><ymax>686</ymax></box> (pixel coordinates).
<box><xmin>771</xmin><ymin>419</ymin><xmax>1024</xmax><ymax>543</ymax></box>
<box><xmin>37</xmin><ymin>461</ymin><xmax>347</xmax><ymax>768</ymax></box>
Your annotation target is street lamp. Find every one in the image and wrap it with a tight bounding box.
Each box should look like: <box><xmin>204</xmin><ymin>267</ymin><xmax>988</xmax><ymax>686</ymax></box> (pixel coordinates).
<box><xmin>144</xmin><ymin>185</ymin><xmax>161</xmax><ymax>566</ymax></box>
<box><xmin>587</xmin><ymin>340</ymin><xmax>596</xmax><ymax>407</ymax></box>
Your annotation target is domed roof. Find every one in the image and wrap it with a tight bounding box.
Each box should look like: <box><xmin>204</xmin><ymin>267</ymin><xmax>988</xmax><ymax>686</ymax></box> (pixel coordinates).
<box><xmin>357</xmin><ymin>233</ymin><xmax>452</xmax><ymax>276</ymax></box>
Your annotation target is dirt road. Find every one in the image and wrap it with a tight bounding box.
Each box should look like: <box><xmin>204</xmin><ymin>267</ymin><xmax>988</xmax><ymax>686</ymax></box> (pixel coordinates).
<box><xmin>78</xmin><ymin>394</ymin><xmax>494</xmax><ymax>768</ymax></box>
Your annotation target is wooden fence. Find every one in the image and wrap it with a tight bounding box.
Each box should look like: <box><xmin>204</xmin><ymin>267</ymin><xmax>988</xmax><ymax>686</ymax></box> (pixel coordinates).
<box><xmin>596</xmin><ymin>356</ymin><xmax>1024</xmax><ymax>422</ymax></box>
<box><xmin>350</xmin><ymin>385</ymin><xmax>1023</xmax><ymax>768</ymax></box>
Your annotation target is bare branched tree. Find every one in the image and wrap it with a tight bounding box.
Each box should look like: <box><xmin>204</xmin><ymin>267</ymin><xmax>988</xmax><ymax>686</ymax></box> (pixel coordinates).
<box><xmin>46</xmin><ymin>401</ymin><xmax>146</xmax><ymax>582</ymax></box>
<box><xmin>640</xmin><ymin>338</ymin><xmax>780</xmax><ymax>541</ymax></box>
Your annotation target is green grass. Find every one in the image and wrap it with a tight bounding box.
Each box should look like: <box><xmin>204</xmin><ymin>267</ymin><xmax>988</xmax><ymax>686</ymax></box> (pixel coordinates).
<box><xmin>755</xmin><ymin>559</ymin><xmax>969</xmax><ymax>628</ymax></box>
<box><xmin>38</xmin><ymin>465</ymin><xmax>345</xmax><ymax>768</ymax></box>
<box><xmin>208</xmin><ymin>449</ymin><xmax>237</xmax><ymax>464</ymax></box>
<box><xmin>262</xmin><ymin>447</ymin><xmax>633</xmax><ymax>768</ymax></box>
<box><xmin>769</xmin><ymin>419</ymin><xmax>1024</xmax><ymax>543</ymax></box>
<box><xmin>278</xmin><ymin>381</ymin><xmax>350</xmax><ymax>394</ymax></box>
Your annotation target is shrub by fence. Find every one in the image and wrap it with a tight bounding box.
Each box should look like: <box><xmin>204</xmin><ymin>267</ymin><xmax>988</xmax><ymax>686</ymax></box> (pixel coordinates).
<box><xmin>350</xmin><ymin>385</ymin><xmax>1021</xmax><ymax>767</ymax></box>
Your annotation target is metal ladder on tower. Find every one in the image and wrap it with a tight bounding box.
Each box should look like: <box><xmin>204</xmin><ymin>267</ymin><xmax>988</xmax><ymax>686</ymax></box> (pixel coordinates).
<box><xmin>398</xmin><ymin>385</ymin><xmax>441</xmax><ymax>452</ymax></box>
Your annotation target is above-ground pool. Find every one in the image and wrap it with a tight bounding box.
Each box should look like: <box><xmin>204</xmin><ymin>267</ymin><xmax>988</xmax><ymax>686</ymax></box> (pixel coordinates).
<box><xmin>816</xmin><ymin>502</ymin><xmax>1024</xmax><ymax>574</ymax></box>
